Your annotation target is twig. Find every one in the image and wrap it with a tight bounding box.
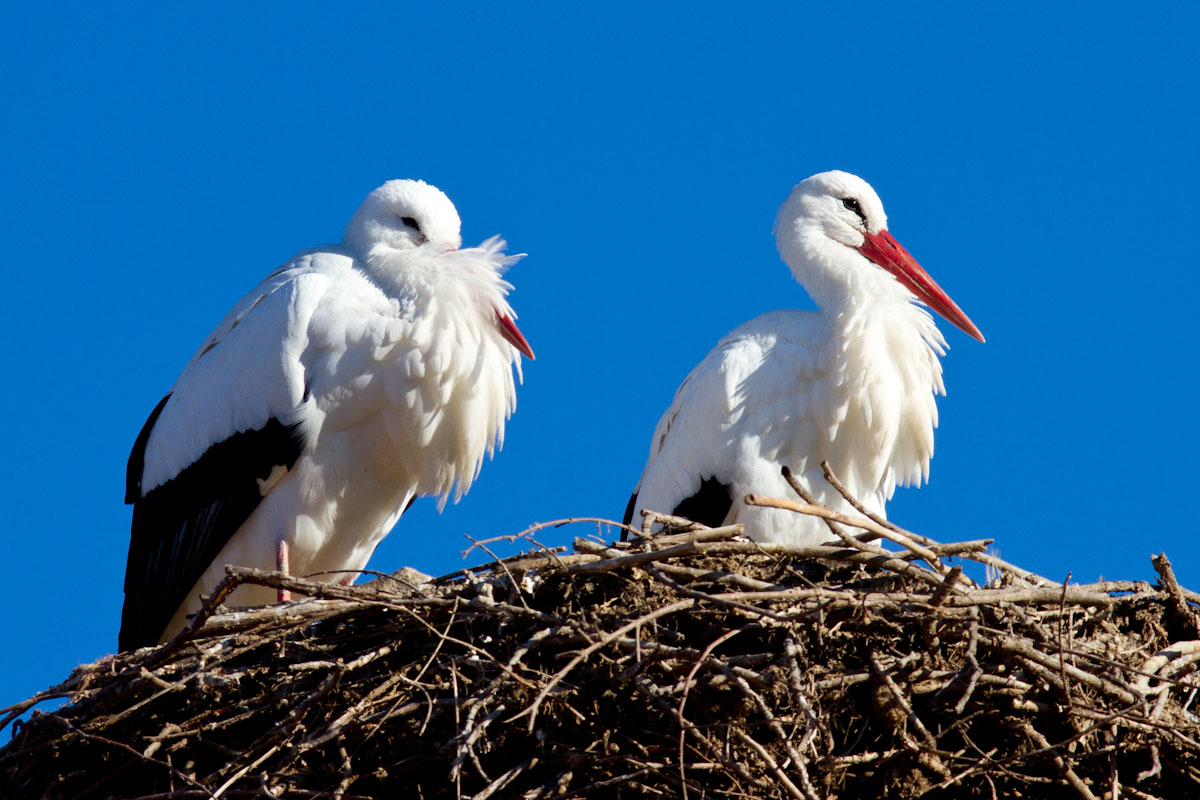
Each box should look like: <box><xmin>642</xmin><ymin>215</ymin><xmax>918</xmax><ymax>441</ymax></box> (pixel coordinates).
<box><xmin>1013</xmin><ymin>722</ymin><xmax>1100</xmax><ymax>800</ymax></box>
<box><xmin>730</xmin><ymin>728</ymin><xmax>812</xmax><ymax>800</ymax></box>
<box><xmin>1152</xmin><ymin>553</ymin><xmax>1200</xmax><ymax>638</ymax></box>
<box><xmin>745</xmin><ymin>493</ymin><xmax>954</xmax><ymax>578</ymax></box>
<box><xmin>819</xmin><ymin>461</ymin><xmax>900</xmax><ymax>534</ymax></box>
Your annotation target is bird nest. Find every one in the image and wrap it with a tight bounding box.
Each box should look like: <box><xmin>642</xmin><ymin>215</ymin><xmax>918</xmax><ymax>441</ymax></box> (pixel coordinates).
<box><xmin>5</xmin><ymin>488</ymin><xmax>1200</xmax><ymax>799</ymax></box>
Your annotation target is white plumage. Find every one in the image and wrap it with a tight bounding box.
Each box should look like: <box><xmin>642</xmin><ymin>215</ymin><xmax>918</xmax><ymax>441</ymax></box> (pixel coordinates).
<box><xmin>624</xmin><ymin>171</ymin><xmax>983</xmax><ymax>544</ymax></box>
<box><xmin>122</xmin><ymin>180</ymin><xmax>533</xmax><ymax>650</ymax></box>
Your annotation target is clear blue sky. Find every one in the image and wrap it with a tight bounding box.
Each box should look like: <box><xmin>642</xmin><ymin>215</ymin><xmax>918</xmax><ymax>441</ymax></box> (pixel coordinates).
<box><xmin>3</xmin><ymin>3</ymin><xmax>1198</xmax><ymax>717</ymax></box>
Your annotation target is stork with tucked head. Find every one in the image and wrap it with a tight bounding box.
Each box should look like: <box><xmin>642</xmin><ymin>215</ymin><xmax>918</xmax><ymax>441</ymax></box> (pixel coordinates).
<box><xmin>624</xmin><ymin>170</ymin><xmax>983</xmax><ymax>542</ymax></box>
<box><xmin>121</xmin><ymin>179</ymin><xmax>533</xmax><ymax>651</ymax></box>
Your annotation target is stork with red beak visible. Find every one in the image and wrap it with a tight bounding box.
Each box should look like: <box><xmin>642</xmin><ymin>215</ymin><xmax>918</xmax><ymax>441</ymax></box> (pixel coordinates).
<box><xmin>121</xmin><ymin>179</ymin><xmax>534</xmax><ymax>651</ymax></box>
<box><xmin>624</xmin><ymin>170</ymin><xmax>983</xmax><ymax>542</ymax></box>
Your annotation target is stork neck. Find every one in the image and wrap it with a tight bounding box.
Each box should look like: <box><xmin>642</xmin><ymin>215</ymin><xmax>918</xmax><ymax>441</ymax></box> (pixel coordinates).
<box><xmin>818</xmin><ymin>281</ymin><xmax>946</xmax><ymax>359</ymax></box>
<box><xmin>811</xmin><ymin>266</ymin><xmax>949</xmax><ymax>499</ymax></box>
<box><xmin>358</xmin><ymin>244</ymin><xmax>441</xmax><ymax>301</ymax></box>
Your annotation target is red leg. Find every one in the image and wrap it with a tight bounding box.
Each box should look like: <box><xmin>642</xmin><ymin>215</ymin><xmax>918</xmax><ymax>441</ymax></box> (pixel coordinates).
<box><xmin>276</xmin><ymin>540</ymin><xmax>292</xmax><ymax>603</ymax></box>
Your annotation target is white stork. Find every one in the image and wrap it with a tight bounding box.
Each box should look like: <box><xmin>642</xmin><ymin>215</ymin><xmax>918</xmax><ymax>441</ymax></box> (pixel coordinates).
<box><xmin>623</xmin><ymin>170</ymin><xmax>983</xmax><ymax>543</ymax></box>
<box><xmin>121</xmin><ymin>179</ymin><xmax>533</xmax><ymax>651</ymax></box>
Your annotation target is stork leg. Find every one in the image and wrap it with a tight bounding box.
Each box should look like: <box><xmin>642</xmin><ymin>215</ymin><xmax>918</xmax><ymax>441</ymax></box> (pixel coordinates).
<box><xmin>276</xmin><ymin>540</ymin><xmax>291</xmax><ymax>603</ymax></box>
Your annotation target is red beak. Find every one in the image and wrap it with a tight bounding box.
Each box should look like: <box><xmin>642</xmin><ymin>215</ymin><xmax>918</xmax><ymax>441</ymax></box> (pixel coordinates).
<box><xmin>497</xmin><ymin>312</ymin><xmax>535</xmax><ymax>359</ymax></box>
<box><xmin>858</xmin><ymin>230</ymin><xmax>985</xmax><ymax>343</ymax></box>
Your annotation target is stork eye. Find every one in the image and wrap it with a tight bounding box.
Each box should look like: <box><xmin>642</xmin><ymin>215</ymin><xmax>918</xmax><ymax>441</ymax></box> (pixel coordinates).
<box><xmin>400</xmin><ymin>216</ymin><xmax>420</xmax><ymax>231</ymax></box>
<box><xmin>842</xmin><ymin>197</ymin><xmax>866</xmax><ymax>222</ymax></box>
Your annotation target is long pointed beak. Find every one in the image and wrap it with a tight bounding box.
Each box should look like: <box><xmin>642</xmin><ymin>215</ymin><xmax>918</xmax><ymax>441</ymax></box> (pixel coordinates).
<box><xmin>497</xmin><ymin>312</ymin><xmax>535</xmax><ymax>359</ymax></box>
<box><xmin>858</xmin><ymin>229</ymin><xmax>985</xmax><ymax>343</ymax></box>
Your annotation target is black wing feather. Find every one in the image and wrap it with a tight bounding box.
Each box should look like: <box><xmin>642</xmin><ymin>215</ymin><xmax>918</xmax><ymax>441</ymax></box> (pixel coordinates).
<box><xmin>620</xmin><ymin>477</ymin><xmax>733</xmax><ymax>542</ymax></box>
<box><xmin>671</xmin><ymin>476</ymin><xmax>733</xmax><ymax>529</ymax></box>
<box><xmin>126</xmin><ymin>394</ymin><xmax>170</xmax><ymax>504</ymax></box>
<box><xmin>620</xmin><ymin>492</ymin><xmax>638</xmax><ymax>541</ymax></box>
<box><xmin>120</xmin><ymin>407</ymin><xmax>305</xmax><ymax>651</ymax></box>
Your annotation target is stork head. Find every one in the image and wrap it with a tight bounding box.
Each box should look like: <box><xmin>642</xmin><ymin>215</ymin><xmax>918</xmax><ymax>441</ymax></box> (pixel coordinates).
<box><xmin>775</xmin><ymin>170</ymin><xmax>984</xmax><ymax>342</ymax></box>
<box><xmin>342</xmin><ymin>179</ymin><xmax>536</xmax><ymax>360</ymax></box>
<box><xmin>343</xmin><ymin>179</ymin><xmax>464</xmax><ymax>257</ymax></box>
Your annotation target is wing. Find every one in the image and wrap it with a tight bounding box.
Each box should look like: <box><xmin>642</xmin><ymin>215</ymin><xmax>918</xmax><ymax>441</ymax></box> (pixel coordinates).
<box><xmin>627</xmin><ymin>335</ymin><xmax>755</xmax><ymax>530</ymax></box>
<box><xmin>119</xmin><ymin>254</ymin><xmax>341</xmax><ymax>650</ymax></box>
<box><xmin>628</xmin><ymin>311</ymin><xmax>822</xmax><ymax>531</ymax></box>
<box><xmin>120</xmin><ymin>415</ymin><xmax>305</xmax><ymax>650</ymax></box>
